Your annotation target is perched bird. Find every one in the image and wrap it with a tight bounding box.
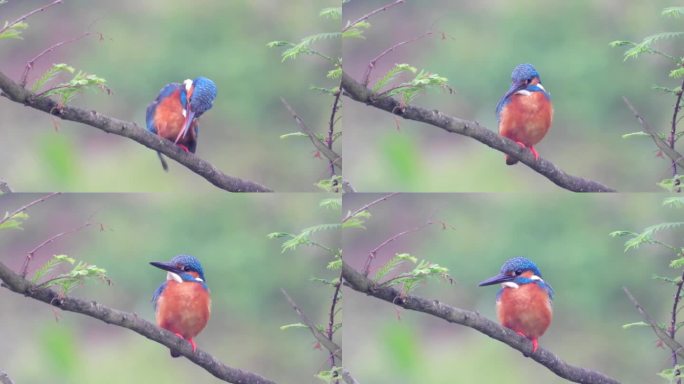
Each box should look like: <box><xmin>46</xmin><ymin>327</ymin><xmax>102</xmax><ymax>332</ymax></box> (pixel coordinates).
<box><xmin>495</xmin><ymin>64</ymin><xmax>553</xmax><ymax>165</ymax></box>
<box><xmin>146</xmin><ymin>77</ymin><xmax>218</xmax><ymax>170</ymax></box>
<box><xmin>150</xmin><ymin>254</ymin><xmax>211</xmax><ymax>357</ymax></box>
<box><xmin>478</xmin><ymin>257</ymin><xmax>554</xmax><ymax>353</ymax></box>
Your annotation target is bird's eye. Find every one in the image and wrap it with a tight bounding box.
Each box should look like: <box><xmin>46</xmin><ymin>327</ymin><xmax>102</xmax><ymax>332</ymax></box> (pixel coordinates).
<box><xmin>183</xmin><ymin>266</ymin><xmax>190</xmax><ymax>272</ymax></box>
<box><xmin>514</xmin><ymin>269</ymin><xmax>523</xmax><ymax>275</ymax></box>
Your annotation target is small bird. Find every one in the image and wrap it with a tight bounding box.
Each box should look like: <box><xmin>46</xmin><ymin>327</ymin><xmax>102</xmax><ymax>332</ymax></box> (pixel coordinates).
<box><xmin>146</xmin><ymin>77</ymin><xmax>218</xmax><ymax>171</ymax></box>
<box><xmin>478</xmin><ymin>257</ymin><xmax>554</xmax><ymax>353</ymax></box>
<box><xmin>150</xmin><ymin>254</ymin><xmax>211</xmax><ymax>357</ymax></box>
<box><xmin>496</xmin><ymin>64</ymin><xmax>553</xmax><ymax>165</ymax></box>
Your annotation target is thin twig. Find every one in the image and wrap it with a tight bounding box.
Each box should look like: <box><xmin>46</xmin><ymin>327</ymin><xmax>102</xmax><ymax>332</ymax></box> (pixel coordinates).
<box><xmin>326</xmin><ymin>272</ymin><xmax>343</xmax><ymax>370</ymax></box>
<box><xmin>363</xmin><ymin>220</ymin><xmax>433</xmax><ymax>276</ymax></box>
<box><xmin>670</xmin><ymin>270</ymin><xmax>684</xmax><ymax>384</ymax></box>
<box><xmin>280</xmin><ymin>97</ymin><xmax>342</xmax><ymax>171</ymax></box>
<box><xmin>0</xmin><ymin>192</ymin><xmax>59</xmax><ymax>227</ymax></box>
<box><xmin>343</xmin><ymin>0</ymin><xmax>405</xmax><ymax>32</ymax></box>
<box><xmin>342</xmin><ymin>192</ymin><xmax>398</xmax><ymax>223</ymax></box>
<box><xmin>21</xmin><ymin>32</ymin><xmax>98</xmax><ymax>87</ymax></box>
<box><xmin>21</xmin><ymin>221</ymin><xmax>96</xmax><ymax>278</ymax></box>
<box><xmin>624</xmin><ymin>96</ymin><xmax>684</xmax><ymax>170</ymax></box>
<box><xmin>623</xmin><ymin>286</ymin><xmax>684</xmax><ymax>360</ymax></box>
<box><xmin>327</xmin><ymin>84</ymin><xmax>343</xmax><ymax>178</ymax></box>
<box><xmin>280</xmin><ymin>289</ymin><xmax>342</xmax><ymax>361</ymax></box>
<box><xmin>670</xmin><ymin>79</ymin><xmax>684</xmax><ymax>193</ymax></box>
<box><xmin>362</xmin><ymin>31</ymin><xmax>434</xmax><ymax>87</ymax></box>
<box><xmin>0</xmin><ymin>0</ymin><xmax>62</xmax><ymax>36</ymax></box>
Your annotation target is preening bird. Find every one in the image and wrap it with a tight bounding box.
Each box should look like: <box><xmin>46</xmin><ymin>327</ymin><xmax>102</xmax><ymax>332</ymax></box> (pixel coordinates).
<box><xmin>496</xmin><ymin>64</ymin><xmax>553</xmax><ymax>165</ymax></box>
<box><xmin>150</xmin><ymin>254</ymin><xmax>211</xmax><ymax>357</ymax></box>
<box><xmin>146</xmin><ymin>77</ymin><xmax>217</xmax><ymax>171</ymax></box>
<box><xmin>478</xmin><ymin>256</ymin><xmax>554</xmax><ymax>353</ymax></box>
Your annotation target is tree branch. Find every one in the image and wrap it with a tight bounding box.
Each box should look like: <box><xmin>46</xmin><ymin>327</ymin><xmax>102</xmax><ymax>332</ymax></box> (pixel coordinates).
<box><xmin>0</xmin><ymin>0</ymin><xmax>62</xmax><ymax>36</ymax></box>
<box><xmin>0</xmin><ymin>192</ymin><xmax>59</xmax><ymax>227</ymax></box>
<box><xmin>0</xmin><ymin>369</ymin><xmax>14</xmax><ymax>384</ymax></box>
<box><xmin>341</xmin><ymin>72</ymin><xmax>615</xmax><ymax>192</ymax></box>
<box><xmin>21</xmin><ymin>220</ymin><xmax>96</xmax><ymax>277</ymax></box>
<box><xmin>343</xmin><ymin>0</ymin><xmax>405</xmax><ymax>32</ymax></box>
<box><xmin>280</xmin><ymin>97</ymin><xmax>342</xmax><ymax>173</ymax></box>
<box><xmin>342</xmin><ymin>262</ymin><xmax>621</xmax><ymax>384</ymax></box>
<box><xmin>280</xmin><ymin>289</ymin><xmax>342</xmax><ymax>361</ymax></box>
<box><xmin>0</xmin><ymin>261</ymin><xmax>277</xmax><ymax>384</ymax></box>
<box><xmin>0</xmin><ymin>71</ymin><xmax>272</xmax><ymax>192</ymax></box>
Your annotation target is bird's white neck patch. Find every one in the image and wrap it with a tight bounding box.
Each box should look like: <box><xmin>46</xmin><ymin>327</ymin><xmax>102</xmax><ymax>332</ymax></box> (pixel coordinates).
<box><xmin>536</xmin><ymin>83</ymin><xmax>546</xmax><ymax>91</ymax></box>
<box><xmin>195</xmin><ymin>277</ymin><xmax>204</xmax><ymax>282</ymax></box>
<box><xmin>501</xmin><ymin>281</ymin><xmax>520</xmax><ymax>289</ymax></box>
<box><xmin>183</xmin><ymin>79</ymin><xmax>193</xmax><ymax>92</ymax></box>
<box><xmin>515</xmin><ymin>89</ymin><xmax>532</xmax><ymax>96</ymax></box>
<box><xmin>166</xmin><ymin>271</ymin><xmax>183</xmax><ymax>283</ymax></box>
<box><xmin>529</xmin><ymin>275</ymin><xmax>543</xmax><ymax>282</ymax></box>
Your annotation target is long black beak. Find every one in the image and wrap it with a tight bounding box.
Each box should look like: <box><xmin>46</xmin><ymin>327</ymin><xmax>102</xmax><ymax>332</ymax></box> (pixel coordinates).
<box><xmin>478</xmin><ymin>272</ymin><xmax>514</xmax><ymax>287</ymax></box>
<box><xmin>150</xmin><ymin>261</ymin><xmax>183</xmax><ymax>275</ymax></box>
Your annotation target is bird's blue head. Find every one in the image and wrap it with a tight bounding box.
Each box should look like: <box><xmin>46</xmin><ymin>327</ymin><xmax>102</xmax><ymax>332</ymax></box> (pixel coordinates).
<box><xmin>478</xmin><ymin>257</ymin><xmax>546</xmax><ymax>288</ymax></box>
<box><xmin>150</xmin><ymin>254</ymin><xmax>206</xmax><ymax>283</ymax></box>
<box><xmin>174</xmin><ymin>77</ymin><xmax>217</xmax><ymax>144</ymax></box>
<box><xmin>185</xmin><ymin>77</ymin><xmax>217</xmax><ymax>117</ymax></box>
<box><xmin>511</xmin><ymin>63</ymin><xmax>541</xmax><ymax>85</ymax></box>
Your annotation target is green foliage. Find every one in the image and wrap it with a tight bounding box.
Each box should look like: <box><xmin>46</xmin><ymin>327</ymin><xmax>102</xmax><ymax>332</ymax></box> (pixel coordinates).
<box><xmin>610</xmin><ymin>32</ymin><xmax>684</xmax><ymax>62</ymax></box>
<box><xmin>37</xmin><ymin>65</ymin><xmax>109</xmax><ymax>106</ymax></box>
<box><xmin>319</xmin><ymin>197</ymin><xmax>341</xmax><ymax>210</ymax></box>
<box><xmin>374</xmin><ymin>252</ymin><xmax>453</xmax><ymax>295</ymax></box>
<box><xmin>659</xmin><ymin>176</ymin><xmax>684</xmax><ymax>192</ymax></box>
<box><xmin>342</xmin><ymin>210</ymin><xmax>371</xmax><ymax>229</ymax></box>
<box><xmin>319</xmin><ymin>7</ymin><xmax>341</xmax><ymax>20</ymax></box>
<box><xmin>372</xmin><ymin>63</ymin><xmax>417</xmax><ymax>93</ymax></box>
<box><xmin>663</xmin><ymin>197</ymin><xmax>684</xmax><ymax>208</ymax></box>
<box><xmin>0</xmin><ymin>20</ymin><xmax>28</xmax><ymax>40</ymax></box>
<box><xmin>279</xmin><ymin>323</ymin><xmax>308</xmax><ymax>330</ymax></box>
<box><xmin>315</xmin><ymin>175</ymin><xmax>343</xmax><ymax>192</ymax></box>
<box><xmin>33</xmin><ymin>254</ymin><xmax>110</xmax><ymax>296</ymax></box>
<box><xmin>377</xmin><ymin>68</ymin><xmax>451</xmax><ymax>105</ymax></box>
<box><xmin>342</xmin><ymin>21</ymin><xmax>370</xmax><ymax>40</ymax></box>
<box><xmin>610</xmin><ymin>221</ymin><xmax>684</xmax><ymax>252</ymax></box>
<box><xmin>658</xmin><ymin>365</ymin><xmax>684</xmax><ymax>381</ymax></box>
<box><xmin>315</xmin><ymin>366</ymin><xmax>342</xmax><ymax>383</ymax></box>
<box><xmin>0</xmin><ymin>211</ymin><xmax>28</xmax><ymax>230</ymax></box>
<box><xmin>663</xmin><ymin>7</ymin><xmax>684</xmax><ymax>18</ymax></box>
<box><xmin>621</xmin><ymin>321</ymin><xmax>649</xmax><ymax>329</ymax></box>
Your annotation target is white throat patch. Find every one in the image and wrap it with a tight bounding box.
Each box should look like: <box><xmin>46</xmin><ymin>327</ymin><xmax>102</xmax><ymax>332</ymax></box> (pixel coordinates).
<box><xmin>529</xmin><ymin>275</ymin><xmax>543</xmax><ymax>282</ymax></box>
<box><xmin>536</xmin><ymin>83</ymin><xmax>546</xmax><ymax>91</ymax></box>
<box><xmin>183</xmin><ymin>79</ymin><xmax>193</xmax><ymax>92</ymax></box>
<box><xmin>166</xmin><ymin>271</ymin><xmax>183</xmax><ymax>283</ymax></box>
<box><xmin>515</xmin><ymin>89</ymin><xmax>532</xmax><ymax>96</ymax></box>
<box><xmin>501</xmin><ymin>281</ymin><xmax>520</xmax><ymax>289</ymax></box>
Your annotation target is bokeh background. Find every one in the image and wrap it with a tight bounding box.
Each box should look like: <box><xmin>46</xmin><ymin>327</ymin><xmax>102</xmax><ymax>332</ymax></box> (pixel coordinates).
<box><xmin>343</xmin><ymin>0</ymin><xmax>680</xmax><ymax>192</ymax></box>
<box><xmin>0</xmin><ymin>0</ymin><xmax>339</xmax><ymax>192</ymax></box>
<box><xmin>0</xmin><ymin>193</ymin><xmax>340</xmax><ymax>383</ymax></box>
<box><xmin>344</xmin><ymin>193</ymin><xmax>678</xmax><ymax>383</ymax></box>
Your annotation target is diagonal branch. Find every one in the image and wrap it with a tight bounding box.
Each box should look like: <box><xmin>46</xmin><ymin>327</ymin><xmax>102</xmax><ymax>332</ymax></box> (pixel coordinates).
<box><xmin>280</xmin><ymin>288</ymin><xmax>342</xmax><ymax>361</ymax></box>
<box><xmin>0</xmin><ymin>71</ymin><xmax>272</xmax><ymax>192</ymax></box>
<box><xmin>343</xmin><ymin>0</ymin><xmax>405</xmax><ymax>32</ymax></box>
<box><xmin>280</xmin><ymin>97</ymin><xmax>342</xmax><ymax>172</ymax></box>
<box><xmin>0</xmin><ymin>0</ymin><xmax>62</xmax><ymax>36</ymax></box>
<box><xmin>342</xmin><ymin>262</ymin><xmax>621</xmax><ymax>384</ymax></box>
<box><xmin>0</xmin><ymin>192</ymin><xmax>59</xmax><ymax>227</ymax></box>
<box><xmin>341</xmin><ymin>72</ymin><xmax>615</xmax><ymax>192</ymax></box>
<box><xmin>623</xmin><ymin>96</ymin><xmax>684</xmax><ymax>170</ymax></box>
<box><xmin>0</xmin><ymin>260</ymin><xmax>277</xmax><ymax>384</ymax></box>
<box><xmin>623</xmin><ymin>286</ymin><xmax>684</xmax><ymax>360</ymax></box>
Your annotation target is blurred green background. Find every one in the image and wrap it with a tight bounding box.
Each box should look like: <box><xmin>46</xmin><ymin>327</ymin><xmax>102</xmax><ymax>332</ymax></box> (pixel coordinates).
<box><xmin>0</xmin><ymin>193</ymin><xmax>340</xmax><ymax>383</ymax></box>
<box><xmin>344</xmin><ymin>193</ymin><xmax>678</xmax><ymax>383</ymax></box>
<box><xmin>0</xmin><ymin>0</ymin><xmax>339</xmax><ymax>192</ymax></box>
<box><xmin>343</xmin><ymin>0</ymin><xmax>680</xmax><ymax>192</ymax></box>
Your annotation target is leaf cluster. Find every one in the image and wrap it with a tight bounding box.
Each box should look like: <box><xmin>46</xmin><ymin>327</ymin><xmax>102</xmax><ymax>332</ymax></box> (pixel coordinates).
<box><xmin>373</xmin><ymin>63</ymin><xmax>451</xmax><ymax>105</ymax></box>
<box><xmin>33</xmin><ymin>63</ymin><xmax>109</xmax><ymax>106</ymax></box>
<box><xmin>32</xmin><ymin>254</ymin><xmax>110</xmax><ymax>296</ymax></box>
<box><xmin>374</xmin><ymin>252</ymin><xmax>453</xmax><ymax>295</ymax></box>
<box><xmin>0</xmin><ymin>211</ymin><xmax>29</xmax><ymax>230</ymax></box>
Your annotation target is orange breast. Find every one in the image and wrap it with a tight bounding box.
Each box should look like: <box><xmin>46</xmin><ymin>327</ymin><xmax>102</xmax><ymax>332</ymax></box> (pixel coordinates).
<box><xmin>153</xmin><ymin>90</ymin><xmax>186</xmax><ymax>141</ymax></box>
<box><xmin>499</xmin><ymin>92</ymin><xmax>553</xmax><ymax>146</ymax></box>
<box><xmin>155</xmin><ymin>281</ymin><xmax>211</xmax><ymax>339</ymax></box>
<box><xmin>496</xmin><ymin>283</ymin><xmax>552</xmax><ymax>339</ymax></box>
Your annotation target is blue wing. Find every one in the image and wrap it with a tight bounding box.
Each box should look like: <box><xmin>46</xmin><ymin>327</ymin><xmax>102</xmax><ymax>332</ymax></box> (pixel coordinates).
<box><xmin>146</xmin><ymin>83</ymin><xmax>182</xmax><ymax>134</ymax></box>
<box><xmin>152</xmin><ymin>281</ymin><xmax>168</xmax><ymax>311</ymax></box>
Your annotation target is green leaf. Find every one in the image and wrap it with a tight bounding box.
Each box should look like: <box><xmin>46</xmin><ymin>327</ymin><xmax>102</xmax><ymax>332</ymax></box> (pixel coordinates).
<box><xmin>663</xmin><ymin>197</ymin><xmax>684</xmax><ymax>208</ymax></box>
<box><xmin>663</xmin><ymin>7</ymin><xmax>684</xmax><ymax>18</ymax></box>
<box><xmin>280</xmin><ymin>32</ymin><xmax>340</xmax><ymax>62</ymax></box>
<box><xmin>342</xmin><ymin>21</ymin><xmax>370</xmax><ymax>39</ymax></box>
<box><xmin>280</xmin><ymin>132</ymin><xmax>308</xmax><ymax>139</ymax></box>
<box><xmin>670</xmin><ymin>257</ymin><xmax>684</xmax><ymax>269</ymax></box>
<box><xmin>319</xmin><ymin>198</ymin><xmax>341</xmax><ymax>210</ymax></box>
<box><xmin>671</xmin><ymin>67</ymin><xmax>684</xmax><ymax>79</ymax></box>
<box><xmin>32</xmin><ymin>63</ymin><xmax>75</xmax><ymax>92</ymax></box>
<box><xmin>280</xmin><ymin>323</ymin><xmax>308</xmax><ymax>330</ymax></box>
<box><xmin>320</xmin><ymin>7</ymin><xmax>342</xmax><ymax>20</ymax></box>
<box><xmin>372</xmin><ymin>63</ymin><xmax>417</xmax><ymax>93</ymax></box>
<box><xmin>622</xmin><ymin>321</ymin><xmax>650</xmax><ymax>329</ymax></box>
<box><xmin>327</xmin><ymin>258</ymin><xmax>342</xmax><ymax>270</ymax></box>
<box><xmin>621</xmin><ymin>131</ymin><xmax>649</xmax><ymax>139</ymax></box>
<box><xmin>0</xmin><ymin>20</ymin><xmax>28</xmax><ymax>40</ymax></box>
<box><xmin>0</xmin><ymin>211</ymin><xmax>28</xmax><ymax>230</ymax></box>
<box><xmin>327</xmin><ymin>67</ymin><xmax>342</xmax><ymax>79</ymax></box>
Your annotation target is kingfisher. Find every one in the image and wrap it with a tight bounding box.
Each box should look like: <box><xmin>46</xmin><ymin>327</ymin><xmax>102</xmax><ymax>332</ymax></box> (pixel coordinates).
<box><xmin>150</xmin><ymin>254</ymin><xmax>211</xmax><ymax>357</ymax></box>
<box><xmin>478</xmin><ymin>257</ymin><xmax>554</xmax><ymax>353</ymax></box>
<box><xmin>146</xmin><ymin>77</ymin><xmax>218</xmax><ymax>171</ymax></box>
<box><xmin>496</xmin><ymin>64</ymin><xmax>553</xmax><ymax>165</ymax></box>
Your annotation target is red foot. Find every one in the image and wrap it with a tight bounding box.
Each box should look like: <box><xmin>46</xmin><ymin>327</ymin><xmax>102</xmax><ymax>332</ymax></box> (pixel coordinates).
<box><xmin>188</xmin><ymin>337</ymin><xmax>197</xmax><ymax>352</ymax></box>
<box><xmin>529</xmin><ymin>146</ymin><xmax>540</xmax><ymax>161</ymax></box>
<box><xmin>514</xmin><ymin>141</ymin><xmax>526</xmax><ymax>149</ymax></box>
<box><xmin>515</xmin><ymin>331</ymin><xmax>539</xmax><ymax>353</ymax></box>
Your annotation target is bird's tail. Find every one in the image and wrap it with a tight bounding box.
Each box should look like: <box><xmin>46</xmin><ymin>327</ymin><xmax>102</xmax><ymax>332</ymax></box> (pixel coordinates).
<box><xmin>157</xmin><ymin>151</ymin><xmax>169</xmax><ymax>172</ymax></box>
<box><xmin>170</xmin><ymin>349</ymin><xmax>181</xmax><ymax>358</ymax></box>
<box><xmin>505</xmin><ymin>155</ymin><xmax>519</xmax><ymax>166</ymax></box>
